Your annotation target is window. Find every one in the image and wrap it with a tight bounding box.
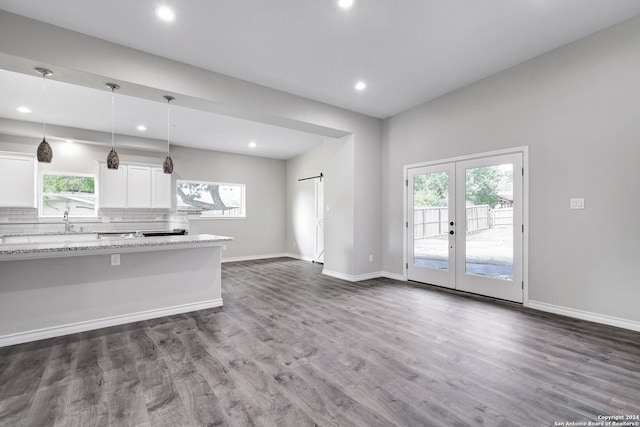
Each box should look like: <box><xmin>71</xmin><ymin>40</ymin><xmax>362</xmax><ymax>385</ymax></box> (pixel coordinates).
<box><xmin>39</xmin><ymin>172</ymin><xmax>96</xmax><ymax>217</ymax></box>
<box><xmin>176</xmin><ymin>180</ymin><xmax>246</xmax><ymax>218</ymax></box>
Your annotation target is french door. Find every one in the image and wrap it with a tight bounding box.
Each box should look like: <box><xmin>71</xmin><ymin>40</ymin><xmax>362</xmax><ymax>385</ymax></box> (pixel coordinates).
<box><xmin>408</xmin><ymin>153</ymin><xmax>523</xmax><ymax>303</ymax></box>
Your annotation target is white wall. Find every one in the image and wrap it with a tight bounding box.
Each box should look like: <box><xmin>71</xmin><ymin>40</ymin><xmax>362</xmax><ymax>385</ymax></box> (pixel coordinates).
<box><xmin>172</xmin><ymin>146</ymin><xmax>287</xmax><ymax>259</ymax></box>
<box><xmin>0</xmin><ymin>135</ymin><xmax>162</xmax><ymax>176</ymax></box>
<box><xmin>382</xmin><ymin>17</ymin><xmax>640</xmax><ymax>322</ymax></box>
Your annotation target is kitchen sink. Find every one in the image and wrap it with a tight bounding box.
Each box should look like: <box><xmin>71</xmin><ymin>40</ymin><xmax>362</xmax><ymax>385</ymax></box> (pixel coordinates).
<box><xmin>97</xmin><ymin>232</ymin><xmax>141</xmax><ymax>240</ymax></box>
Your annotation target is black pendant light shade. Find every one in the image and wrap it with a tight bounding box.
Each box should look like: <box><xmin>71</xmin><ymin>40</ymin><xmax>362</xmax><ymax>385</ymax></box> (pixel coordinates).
<box><xmin>106</xmin><ymin>83</ymin><xmax>120</xmax><ymax>170</ymax></box>
<box><xmin>163</xmin><ymin>95</ymin><xmax>175</xmax><ymax>174</ymax></box>
<box><xmin>35</xmin><ymin>67</ymin><xmax>53</xmax><ymax>163</ymax></box>
<box><xmin>37</xmin><ymin>137</ymin><xmax>53</xmax><ymax>163</ymax></box>
<box><xmin>107</xmin><ymin>148</ymin><xmax>120</xmax><ymax>169</ymax></box>
<box><xmin>163</xmin><ymin>155</ymin><xmax>174</xmax><ymax>174</ymax></box>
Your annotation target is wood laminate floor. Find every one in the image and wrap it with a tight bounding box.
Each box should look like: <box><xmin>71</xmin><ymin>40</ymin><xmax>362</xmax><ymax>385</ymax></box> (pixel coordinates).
<box><xmin>1</xmin><ymin>258</ymin><xmax>639</xmax><ymax>426</ymax></box>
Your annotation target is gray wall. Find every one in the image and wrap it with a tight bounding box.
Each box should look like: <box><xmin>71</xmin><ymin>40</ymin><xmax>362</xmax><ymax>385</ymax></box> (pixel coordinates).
<box><xmin>382</xmin><ymin>17</ymin><xmax>640</xmax><ymax>322</ymax></box>
<box><xmin>173</xmin><ymin>146</ymin><xmax>287</xmax><ymax>259</ymax></box>
<box><xmin>0</xmin><ymin>10</ymin><xmax>383</xmax><ymax>278</ymax></box>
<box><xmin>286</xmin><ymin>137</ymin><xmax>350</xmax><ymax>273</ymax></box>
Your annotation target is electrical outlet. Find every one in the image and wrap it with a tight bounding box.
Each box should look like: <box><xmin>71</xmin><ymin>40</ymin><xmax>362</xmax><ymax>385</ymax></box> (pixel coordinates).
<box><xmin>570</xmin><ymin>198</ymin><xmax>585</xmax><ymax>210</ymax></box>
<box><xmin>223</xmin><ymin>245</ymin><xmax>227</xmax><ymax>251</ymax></box>
<box><xmin>111</xmin><ymin>254</ymin><xmax>120</xmax><ymax>266</ymax></box>
<box><xmin>369</xmin><ymin>254</ymin><xmax>373</xmax><ymax>263</ymax></box>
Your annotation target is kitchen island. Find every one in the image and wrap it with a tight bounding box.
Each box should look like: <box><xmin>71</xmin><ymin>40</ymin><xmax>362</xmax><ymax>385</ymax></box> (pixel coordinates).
<box><xmin>0</xmin><ymin>233</ymin><xmax>232</xmax><ymax>347</ymax></box>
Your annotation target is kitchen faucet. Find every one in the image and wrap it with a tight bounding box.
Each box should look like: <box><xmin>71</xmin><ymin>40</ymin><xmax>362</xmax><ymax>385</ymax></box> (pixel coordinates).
<box><xmin>63</xmin><ymin>209</ymin><xmax>73</xmax><ymax>233</ymax></box>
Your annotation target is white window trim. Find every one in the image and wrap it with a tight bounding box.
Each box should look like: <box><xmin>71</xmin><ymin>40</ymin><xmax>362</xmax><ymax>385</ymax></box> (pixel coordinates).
<box><xmin>176</xmin><ymin>179</ymin><xmax>246</xmax><ymax>219</ymax></box>
<box><xmin>39</xmin><ymin>171</ymin><xmax>98</xmax><ymax>218</ymax></box>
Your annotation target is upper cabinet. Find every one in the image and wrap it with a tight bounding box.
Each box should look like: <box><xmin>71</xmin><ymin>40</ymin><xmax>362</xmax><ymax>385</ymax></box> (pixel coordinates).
<box><xmin>127</xmin><ymin>165</ymin><xmax>152</xmax><ymax>208</ymax></box>
<box><xmin>98</xmin><ymin>162</ymin><xmax>172</xmax><ymax>209</ymax></box>
<box><xmin>99</xmin><ymin>162</ymin><xmax>127</xmax><ymax>208</ymax></box>
<box><xmin>0</xmin><ymin>152</ymin><xmax>36</xmax><ymax>208</ymax></box>
<box><xmin>151</xmin><ymin>167</ymin><xmax>172</xmax><ymax>209</ymax></box>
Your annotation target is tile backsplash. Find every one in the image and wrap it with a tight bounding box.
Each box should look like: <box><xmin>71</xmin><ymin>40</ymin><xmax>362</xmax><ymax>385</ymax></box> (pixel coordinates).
<box><xmin>0</xmin><ymin>208</ymin><xmax>189</xmax><ymax>236</ymax></box>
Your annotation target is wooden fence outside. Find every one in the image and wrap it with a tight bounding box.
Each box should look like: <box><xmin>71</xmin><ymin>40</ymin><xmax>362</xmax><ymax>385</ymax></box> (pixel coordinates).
<box><xmin>490</xmin><ymin>207</ymin><xmax>513</xmax><ymax>227</ymax></box>
<box><xmin>414</xmin><ymin>206</ymin><xmax>513</xmax><ymax>239</ymax></box>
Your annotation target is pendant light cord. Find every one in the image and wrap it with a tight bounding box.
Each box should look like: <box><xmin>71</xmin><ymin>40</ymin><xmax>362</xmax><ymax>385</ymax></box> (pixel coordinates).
<box><xmin>111</xmin><ymin>87</ymin><xmax>115</xmax><ymax>150</ymax></box>
<box><xmin>41</xmin><ymin>73</ymin><xmax>47</xmax><ymax>138</ymax></box>
<box><xmin>167</xmin><ymin>98</ymin><xmax>171</xmax><ymax>155</ymax></box>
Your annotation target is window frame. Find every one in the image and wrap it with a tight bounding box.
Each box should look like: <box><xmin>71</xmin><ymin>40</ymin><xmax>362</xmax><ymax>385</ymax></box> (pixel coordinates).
<box><xmin>38</xmin><ymin>171</ymin><xmax>98</xmax><ymax>218</ymax></box>
<box><xmin>176</xmin><ymin>179</ymin><xmax>246</xmax><ymax>219</ymax></box>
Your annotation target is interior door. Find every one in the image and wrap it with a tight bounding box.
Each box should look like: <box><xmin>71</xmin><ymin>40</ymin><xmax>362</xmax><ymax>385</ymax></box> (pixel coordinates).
<box><xmin>314</xmin><ymin>179</ymin><xmax>325</xmax><ymax>263</ymax></box>
<box><xmin>407</xmin><ymin>163</ymin><xmax>456</xmax><ymax>288</ymax></box>
<box><xmin>455</xmin><ymin>153</ymin><xmax>523</xmax><ymax>302</ymax></box>
<box><xmin>407</xmin><ymin>152</ymin><xmax>523</xmax><ymax>303</ymax></box>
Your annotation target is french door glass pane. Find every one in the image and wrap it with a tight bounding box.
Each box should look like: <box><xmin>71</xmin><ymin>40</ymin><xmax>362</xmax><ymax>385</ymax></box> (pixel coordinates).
<box><xmin>464</xmin><ymin>164</ymin><xmax>514</xmax><ymax>280</ymax></box>
<box><xmin>413</xmin><ymin>172</ymin><xmax>449</xmax><ymax>270</ymax></box>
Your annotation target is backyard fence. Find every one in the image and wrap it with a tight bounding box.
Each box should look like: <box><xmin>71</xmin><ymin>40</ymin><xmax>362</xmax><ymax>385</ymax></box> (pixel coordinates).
<box><xmin>490</xmin><ymin>207</ymin><xmax>513</xmax><ymax>227</ymax></box>
<box><xmin>414</xmin><ymin>206</ymin><xmax>513</xmax><ymax>239</ymax></box>
<box><xmin>413</xmin><ymin>206</ymin><xmax>449</xmax><ymax>239</ymax></box>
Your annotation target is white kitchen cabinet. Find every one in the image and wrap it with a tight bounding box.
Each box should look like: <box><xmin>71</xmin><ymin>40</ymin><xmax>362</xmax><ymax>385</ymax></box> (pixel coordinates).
<box><xmin>98</xmin><ymin>161</ymin><xmax>170</xmax><ymax>209</ymax></box>
<box><xmin>98</xmin><ymin>163</ymin><xmax>127</xmax><ymax>208</ymax></box>
<box><xmin>151</xmin><ymin>167</ymin><xmax>172</xmax><ymax>209</ymax></box>
<box><xmin>127</xmin><ymin>165</ymin><xmax>152</xmax><ymax>208</ymax></box>
<box><xmin>0</xmin><ymin>152</ymin><xmax>36</xmax><ymax>208</ymax></box>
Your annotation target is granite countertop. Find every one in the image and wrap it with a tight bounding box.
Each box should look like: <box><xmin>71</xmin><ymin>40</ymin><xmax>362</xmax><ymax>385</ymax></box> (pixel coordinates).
<box><xmin>0</xmin><ymin>234</ymin><xmax>233</xmax><ymax>259</ymax></box>
<box><xmin>0</xmin><ymin>231</ymin><xmax>98</xmax><ymax>238</ymax></box>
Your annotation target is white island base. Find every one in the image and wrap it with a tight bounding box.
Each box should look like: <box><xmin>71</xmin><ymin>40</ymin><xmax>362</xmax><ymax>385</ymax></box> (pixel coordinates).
<box><xmin>0</xmin><ymin>235</ymin><xmax>230</xmax><ymax>347</ymax></box>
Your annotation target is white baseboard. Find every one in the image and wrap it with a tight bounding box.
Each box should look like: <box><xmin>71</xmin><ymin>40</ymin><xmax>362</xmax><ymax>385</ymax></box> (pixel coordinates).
<box><xmin>528</xmin><ymin>300</ymin><xmax>640</xmax><ymax>332</ymax></box>
<box><xmin>284</xmin><ymin>253</ymin><xmax>316</xmax><ymax>262</ymax></box>
<box><xmin>380</xmin><ymin>271</ymin><xmax>406</xmax><ymax>281</ymax></box>
<box><xmin>0</xmin><ymin>299</ymin><xmax>223</xmax><ymax>348</ymax></box>
<box><xmin>323</xmin><ymin>269</ymin><xmax>407</xmax><ymax>282</ymax></box>
<box><xmin>322</xmin><ymin>269</ymin><xmax>379</xmax><ymax>282</ymax></box>
<box><xmin>323</xmin><ymin>269</ymin><xmax>355</xmax><ymax>281</ymax></box>
<box><xmin>222</xmin><ymin>253</ymin><xmax>289</xmax><ymax>263</ymax></box>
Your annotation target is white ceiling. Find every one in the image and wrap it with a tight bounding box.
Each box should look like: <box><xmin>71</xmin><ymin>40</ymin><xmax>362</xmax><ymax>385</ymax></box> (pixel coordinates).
<box><xmin>0</xmin><ymin>69</ymin><xmax>325</xmax><ymax>159</ymax></box>
<box><xmin>1</xmin><ymin>0</ymin><xmax>639</xmax><ymax>119</ymax></box>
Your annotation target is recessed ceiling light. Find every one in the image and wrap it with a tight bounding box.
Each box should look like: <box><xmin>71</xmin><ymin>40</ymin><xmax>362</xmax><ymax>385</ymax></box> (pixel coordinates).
<box><xmin>156</xmin><ymin>6</ymin><xmax>175</xmax><ymax>22</ymax></box>
<box><xmin>355</xmin><ymin>81</ymin><xmax>367</xmax><ymax>91</ymax></box>
<box><xmin>248</xmin><ymin>141</ymin><xmax>257</xmax><ymax>148</ymax></box>
<box><xmin>338</xmin><ymin>0</ymin><xmax>354</xmax><ymax>8</ymax></box>
<box><xmin>16</xmin><ymin>106</ymin><xmax>32</xmax><ymax>113</ymax></box>
<box><xmin>137</xmin><ymin>124</ymin><xmax>147</xmax><ymax>131</ymax></box>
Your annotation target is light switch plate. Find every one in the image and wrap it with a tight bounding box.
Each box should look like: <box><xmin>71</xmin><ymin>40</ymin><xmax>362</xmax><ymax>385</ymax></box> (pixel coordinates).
<box><xmin>111</xmin><ymin>254</ymin><xmax>120</xmax><ymax>266</ymax></box>
<box><xmin>570</xmin><ymin>198</ymin><xmax>585</xmax><ymax>210</ymax></box>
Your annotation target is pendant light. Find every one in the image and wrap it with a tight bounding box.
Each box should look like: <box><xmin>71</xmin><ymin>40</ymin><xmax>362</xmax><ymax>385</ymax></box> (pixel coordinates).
<box><xmin>105</xmin><ymin>83</ymin><xmax>120</xmax><ymax>169</ymax></box>
<box><xmin>163</xmin><ymin>95</ymin><xmax>175</xmax><ymax>174</ymax></box>
<box><xmin>35</xmin><ymin>67</ymin><xmax>53</xmax><ymax>163</ymax></box>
